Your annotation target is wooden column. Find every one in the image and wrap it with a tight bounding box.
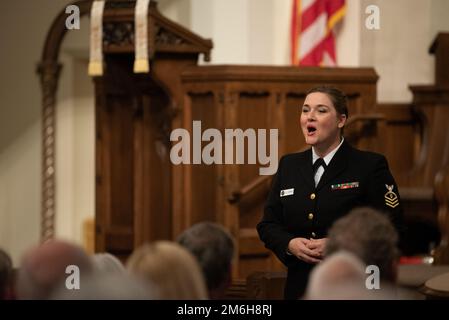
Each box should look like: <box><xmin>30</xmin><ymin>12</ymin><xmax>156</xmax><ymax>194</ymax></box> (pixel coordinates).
<box><xmin>434</xmin><ymin>164</ymin><xmax>449</xmax><ymax>264</ymax></box>
<box><xmin>429</xmin><ymin>33</ymin><xmax>449</xmax><ymax>86</ymax></box>
<box><xmin>37</xmin><ymin>62</ymin><xmax>61</xmax><ymax>241</ymax></box>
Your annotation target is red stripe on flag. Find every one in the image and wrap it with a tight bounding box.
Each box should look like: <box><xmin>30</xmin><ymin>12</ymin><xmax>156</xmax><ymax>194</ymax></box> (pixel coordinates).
<box><xmin>326</xmin><ymin>0</ymin><xmax>345</xmax><ymax>17</ymax></box>
<box><xmin>300</xmin><ymin>1</ymin><xmax>326</xmax><ymax>32</ymax></box>
<box><xmin>322</xmin><ymin>32</ymin><xmax>336</xmax><ymax>62</ymax></box>
<box><xmin>299</xmin><ymin>32</ymin><xmax>336</xmax><ymax>66</ymax></box>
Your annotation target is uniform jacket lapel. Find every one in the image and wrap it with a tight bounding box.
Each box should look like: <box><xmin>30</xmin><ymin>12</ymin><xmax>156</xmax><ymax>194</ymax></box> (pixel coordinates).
<box><xmin>316</xmin><ymin>140</ymin><xmax>350</xmax><ymax>191</ymax></box>
<box><xmin>297</xmin><ymin>149</ymin><xmax>315</xmax><ymax>189</ymax></box>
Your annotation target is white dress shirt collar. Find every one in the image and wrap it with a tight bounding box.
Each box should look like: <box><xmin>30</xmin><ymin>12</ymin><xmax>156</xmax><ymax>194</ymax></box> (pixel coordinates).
<box><xmin>312</xmin><ymin>137</ymin><xmax>345</xmax><ymax>166</ymax></box>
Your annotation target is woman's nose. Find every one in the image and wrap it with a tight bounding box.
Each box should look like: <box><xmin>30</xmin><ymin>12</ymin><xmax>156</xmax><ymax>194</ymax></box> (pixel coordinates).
<box><xmin>307</xmin><ymin>111</ymin><xmax>316</xmax><ymax>120</ymax></box>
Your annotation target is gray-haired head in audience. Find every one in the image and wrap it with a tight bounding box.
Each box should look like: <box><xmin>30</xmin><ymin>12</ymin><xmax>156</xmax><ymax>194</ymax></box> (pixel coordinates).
<box><xmin>325</xmin><ymin>206</ymin><xmax>400</xmax><ymax>283</ymax></box>
<box><xmin>177</xmin><ymin>222</ymin><xmax>235</xmax><ymax>299</ymax></box>
<box><xmin>305</xmin><ymin>251</ymin><xmax>368</xmax><ymax>299</ymax></box>
<box><xmin>92</xmin><ymin>252</ymin><xmax>126</xmax><ymax>274</ymax></box>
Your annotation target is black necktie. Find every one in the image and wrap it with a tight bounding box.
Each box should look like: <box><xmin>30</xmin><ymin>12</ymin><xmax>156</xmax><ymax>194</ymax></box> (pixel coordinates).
<box><xmin>313</xmin><ymin>158</ymin><xmax>326</xmax><ymax>174</ymax></box>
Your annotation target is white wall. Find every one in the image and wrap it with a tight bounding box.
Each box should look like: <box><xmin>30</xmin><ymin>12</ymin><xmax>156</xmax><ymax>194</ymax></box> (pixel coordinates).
<box><xmin>0</xmin><ymin>0</ymin><xmax>93</xmax><ymax>265</ymax></box>
<box><xmin>0</xmin><ymin>0</ymin><xmax>74</xmax><ymax>265</ymax></box>
<box><xmin>430</xmin><ymin>0</ymin><xmax>449</xmax><ymax>43</ymax></box>
<box><xmin>0</xmin><ymin>122</ymin><xmax>40</xmax><ymax>266</ymax></box>
<box><xmin>158</xmin><ymin>0</ymin><xmax>191</xmax><ymax>28</ymax></box>
<box><xmin>360</xmin><ymin>0</ymin><xmax>436</xmax><ymax>102</ymax></box>
<box><xmin>190</xmin><ymin>0</ymin><xmax>284</xmax><ymax>65</ymax></box>
<box><xmin>337</xmin><ymin>0</ymin><xmax>361</xmax><ymax>67</ymax></box>
<box><xmin>55</xmin><ymin>15</ymin><xmax>94</xmax><ymax>247</ymax></box>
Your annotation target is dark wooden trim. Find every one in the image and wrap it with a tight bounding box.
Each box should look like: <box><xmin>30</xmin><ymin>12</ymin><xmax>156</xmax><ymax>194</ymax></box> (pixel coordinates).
<box><xmin>182</xmin><ymin>66</ymin><xmax>379</xmax><ymax>83</ymax></box>
<box><xmin>410</xmin><ymin>85</ymin><xmax>449</xmax><ymax>105</ymax></box>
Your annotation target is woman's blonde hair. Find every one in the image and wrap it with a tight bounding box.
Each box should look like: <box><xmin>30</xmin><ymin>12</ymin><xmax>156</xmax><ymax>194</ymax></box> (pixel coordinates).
<box><xmin>127</xmin><ymin>241</ymin><xmax>208</xmax><ymax>299</ymax></box>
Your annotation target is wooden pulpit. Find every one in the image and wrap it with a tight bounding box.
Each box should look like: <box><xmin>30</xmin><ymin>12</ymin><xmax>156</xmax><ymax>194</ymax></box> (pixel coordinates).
<box><xmin>93</xmin><ymin>1</ymin><xmax>213</xmax><ymax>260</ymax></box>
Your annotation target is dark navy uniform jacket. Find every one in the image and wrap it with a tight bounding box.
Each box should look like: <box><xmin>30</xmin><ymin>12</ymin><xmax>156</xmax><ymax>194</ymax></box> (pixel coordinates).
<box><xmin>257</xmin><ymin>140</ymin><xmax>404</xmax><ymax>299</ymax></box>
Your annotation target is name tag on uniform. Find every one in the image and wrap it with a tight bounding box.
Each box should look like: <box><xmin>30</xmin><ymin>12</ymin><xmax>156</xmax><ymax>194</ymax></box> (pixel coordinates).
<box><xmin>280</xmin><ymin>188</ymin><xmax>294</xmax><ymax>197</ymax></box>
<box><xmin>331</xmin><ymin>182</ymin><xmax>359</xmax><ymax>190</ymax></box>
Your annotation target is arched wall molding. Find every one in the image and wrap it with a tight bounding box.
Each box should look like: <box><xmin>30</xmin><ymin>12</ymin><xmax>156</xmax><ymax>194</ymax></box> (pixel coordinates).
<box><xmin>38</xmin><ymin>0</ymin><xmax>93</xmax><ymax>242</ymax></box>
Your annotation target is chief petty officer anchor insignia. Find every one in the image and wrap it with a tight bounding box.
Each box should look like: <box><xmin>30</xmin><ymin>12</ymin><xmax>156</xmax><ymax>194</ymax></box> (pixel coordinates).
<box><xmin>384</xmin><ymin>184</ymin><xmax>399</xmax><ymax>208</ymax></box>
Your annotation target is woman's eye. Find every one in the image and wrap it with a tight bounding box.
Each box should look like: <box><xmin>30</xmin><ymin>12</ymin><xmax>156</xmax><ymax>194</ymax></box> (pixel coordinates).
<box><xmin>318</xmin><ymin>108</ymin><xmax>327</xmax><ymax>113</ymax></box>
<box><xmin>302</xmin><ymin>107</ymin><xmax>309</xmax><ymax>113</ymax></box>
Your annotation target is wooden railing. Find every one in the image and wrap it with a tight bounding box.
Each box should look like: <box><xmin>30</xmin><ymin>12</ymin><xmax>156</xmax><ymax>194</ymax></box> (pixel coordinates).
<box><xmin>228</xmin><ymin>175</ymin><xmax>274</xmax><ymax>205</ymax></box>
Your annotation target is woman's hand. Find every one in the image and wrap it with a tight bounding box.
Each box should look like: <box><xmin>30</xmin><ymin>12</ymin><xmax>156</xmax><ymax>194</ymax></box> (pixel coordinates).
<box><xmin>306</xmin><ymin>238</ymin><xmax>327</xmax><ymax>259</ymax></box>
<box><xmin>288</xmin><ymin>238</ymin><xmax>322</xmax><ymax>264</ymax></box>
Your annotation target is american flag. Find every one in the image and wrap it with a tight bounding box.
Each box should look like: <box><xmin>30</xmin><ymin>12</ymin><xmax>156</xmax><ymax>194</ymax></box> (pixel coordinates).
<box><xmin>291</xmin><ymin>0</ymin><xmax>346</xmax><ymax>66</ymax></box>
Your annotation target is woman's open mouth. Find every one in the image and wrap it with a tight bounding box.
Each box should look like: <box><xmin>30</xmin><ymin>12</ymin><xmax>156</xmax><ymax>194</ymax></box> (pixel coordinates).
<box><xmin>307</xmin><ymin>125</ymin><xmax>317</xmax><ymax>136</ymax></box>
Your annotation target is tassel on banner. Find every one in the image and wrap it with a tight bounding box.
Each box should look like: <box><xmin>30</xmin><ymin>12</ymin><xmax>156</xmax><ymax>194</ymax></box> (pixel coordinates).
<box><xmin>88</xmin><ymin>0</ymin><xmax>106</xmax><ymax>76</ymax></box>
<box><xmin>134</xmin><ymin>0</ymin><xmax>151</xmax><ymax>73</ymax></box>
<box><xmin>133</xmin><ymin>59</ymin><xmax>149</xmax><ymax>73</ymax></box>
<box><xmin>88</xmin><ymin>62</ymin><xmax>103</xmax><ymax>76</ymax></box>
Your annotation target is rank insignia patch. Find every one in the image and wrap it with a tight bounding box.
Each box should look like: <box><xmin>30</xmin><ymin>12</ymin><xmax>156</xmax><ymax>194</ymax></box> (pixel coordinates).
<box><xmin>331</xmin><ymin>182</ymin><xmax>359</xmax><ymax>190</ymax></box>
<box><xmin>384</xmin><ymin>184</ymin><xmax>399</xmax><ymax>208</ymax></box>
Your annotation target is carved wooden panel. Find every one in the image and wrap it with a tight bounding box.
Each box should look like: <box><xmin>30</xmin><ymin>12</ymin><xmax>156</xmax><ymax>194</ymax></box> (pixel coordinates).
<box><xmin>189</xmin><ymin>93</ymin><xmax>220</xmax><ymax>225</ymax></box>
<box><xmin>95</xmin><ymin>55</ymin><xmax>173</xmax><ymax>258</ymax></box>
<box><xmin>377</xmin><ymin>103</ymin><xmax>418</xmax><ymax>186</ymax></box>
<box><xmin>284</xmin><ymin>93</ymin><xmax>307</xmax><ymax>154</ymax></box>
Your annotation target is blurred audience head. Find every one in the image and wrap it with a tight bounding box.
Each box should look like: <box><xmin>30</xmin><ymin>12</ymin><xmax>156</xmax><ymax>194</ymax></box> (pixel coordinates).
<box><xmin>127</xmin><ymin>241</ymin><xmax>208</xmax><ymax>300</ymax></box>
<box><xmin>306</xmin><ymin>251</ymin><xmax>368</xmax><ymax>299</ymax></box>
<box><xmin>326</xmin><ymin>206</ymin><xmax>399</xmax><ymax>283</ymax></box>
<box><xmin>50</xmin><ymin>272</ymin><xmax>155</xmax><ymax>300</ymax></box>
<box><xmin>92</xmin><ymin>252</ymin><xmax>126</xmax><ymax>274</ymax></box>
<box><xmin>17</xmin><ymin>240</ymin><xmax>93</xmax><ymax>299</ymax></box>
<box><xmin>177</xmin><ymin>222</ymin><xmax>235</xmax><ymax>299</ymax></box>
<box><xmin>0</xmin><ymin>248</ymin><xmax>13</xmax><ymax>300</ymax></box>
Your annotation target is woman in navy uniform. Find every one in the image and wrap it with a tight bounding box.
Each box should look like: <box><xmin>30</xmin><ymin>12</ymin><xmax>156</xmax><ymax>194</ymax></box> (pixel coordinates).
<box><xmin>257</xmin><ymin>86</ymin><xmax>403</xmax><ymax>299</ymax></box>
